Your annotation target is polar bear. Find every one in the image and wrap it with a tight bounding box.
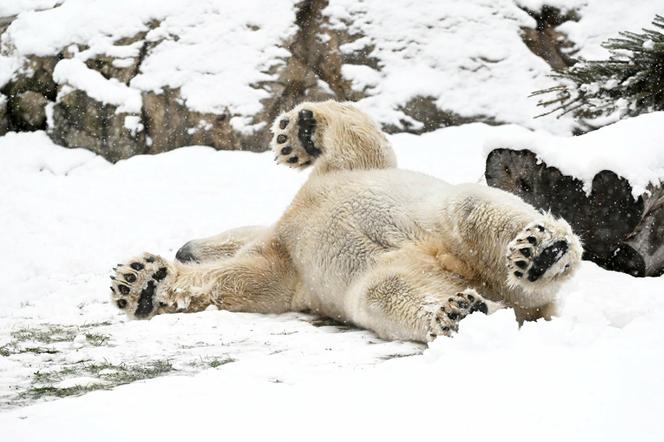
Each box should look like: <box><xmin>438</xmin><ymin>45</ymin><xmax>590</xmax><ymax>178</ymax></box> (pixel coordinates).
<box><xmin>110</xmin><ymin>101</ymin><xmax>582</xmax><ymax>343</ymax></box>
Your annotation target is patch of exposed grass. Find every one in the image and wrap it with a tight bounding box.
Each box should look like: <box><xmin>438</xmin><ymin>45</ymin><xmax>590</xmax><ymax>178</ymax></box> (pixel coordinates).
<box><xmin>21</xmin><ymin>360</ymin><xmax>175</xmax><ymax>401</ymax></box>
<box><xmin>2</xmin><ymin>324</ymin><xmax>113</xmax><ymax>356</ymax></box>
<box><xmin>94</xmin><ymin>360</ymin><xmax>174</xmax><ymax>383</ymax></box>
<box><xmin>85</xmin><ymin>333</ymin><xmax>110</xmax><ymax>346</ymax></box>
<box><xmin>0</xmin><ymin>343</ymin><xmax>59</xmax><ymax>356</ymax></box>
<box><xmin>189</xmin><ymin>356</ymin><xmax>236</xmax><ymax>369</ymax></box>
<box><xmin>21</xmin><ymin>384</ymin><xmax>105</xmax><ymax>400</ymax></box>
<box><xmin>208</xmin><ymin>357</ymin><xmax>235</xmax><ymax>368</ymax></box>
<box><xmin>11</xmin><ymin>325</ymin><xmax>77</xmax><ymax>344</ymax></box>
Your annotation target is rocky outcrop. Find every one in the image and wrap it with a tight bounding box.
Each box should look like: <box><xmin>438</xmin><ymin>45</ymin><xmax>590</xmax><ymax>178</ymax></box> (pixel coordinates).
<box><xmin>518</xmin><ymin>5</ymin><xmax>578</xmax><ymax>71</ymax></box>
<box><xmin>1</xmin><ymin>55</ymin><xmax>60</xmax><ymax>131</ymax></box>
<box><xmin>1</xmin><ymin>0</ymin><xmax>585</xmax><ymax>161</ymax></box>
<box><xmin>51</xmin><ymin>89</ymin><xmax>145</xmax><ymax>162</ymax></box>
<box><xmin>141</xmin><ymin>88</ymin><xmax>254</xmax><ymax>154</ymax></box>
<box><xmin>486</xmin><ymin>148</ymin><xmax>664</xmax><ymax>277</ymax></box>
<box><xmin>0</xmin><ymin>94</ymin><xmax>8</xmax><ymax>135</ymax></box>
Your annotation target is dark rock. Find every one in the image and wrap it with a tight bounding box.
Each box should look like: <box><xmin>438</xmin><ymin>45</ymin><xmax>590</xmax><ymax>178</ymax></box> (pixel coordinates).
<box><xmin>0</xmin><ymin>95</ymin><xmax>8</xmax><ymax>135</ymax></box>
<box><xmin>1</xmin><ymin>55</ymin><xmax>60</xmax><ymax>131</ymax></box>
<box><xmin>9</xmin><ymin>91</ymin><xmax>48</xmax><ymax>130</ymax></box>
<box><xmin>384</xmin><ymin>95</ymin><xmax>500</xmax><ymax>134</ymax></box>
<box><xmin>0</xmin><ymin>15</ymin><xmax>16</xmax><ymax>37</ymax></box>
<box><xmin>518</xmin><ymin>5</ymin><xmax>578</xmax><ymax>71</ymax></box>
<box><xmin>485</xmin><ymin>148</ymin><xmax>663</xmax><ymax>276</ymax></box>
<box><xmin>51</xmin><ymin>89</ymin><xmax>145</xmax><ymax>162</ymax></box>
<box><xmin>141</xmin><ymin>88</ymin><xmax>263</xmax><ymax>154</ymax></box>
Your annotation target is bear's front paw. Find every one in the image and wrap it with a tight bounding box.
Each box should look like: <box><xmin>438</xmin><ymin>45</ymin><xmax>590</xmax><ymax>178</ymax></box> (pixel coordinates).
<box><xmin>427</xmin><ymin>289</ymin><xmax>499</xmax><ymax>341</ymax></box>
<box><xmin>271</xmin><ymin>108</ymin><xmax>322</xmax><ymax>169</ymax></box>
<box><xmin>110</xmin><ymin>253</ymin><xmax>174</xmax><ymax>319</ymax></box>
<box><xmin>507</xmin><ymin>218</ymin><xmax>582</xmax><ymax>286</ymax></box>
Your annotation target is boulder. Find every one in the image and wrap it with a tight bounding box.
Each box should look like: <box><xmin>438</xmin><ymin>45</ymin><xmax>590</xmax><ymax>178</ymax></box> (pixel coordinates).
<box><xmin>1</xmin><ymin>55</ymin><xmax>60</xmax><ymax>131</ymax></box>
<box><xmin>51</xmin><ymin>89</ymin><xmax>145</xmax><ymax>162</ymax></box>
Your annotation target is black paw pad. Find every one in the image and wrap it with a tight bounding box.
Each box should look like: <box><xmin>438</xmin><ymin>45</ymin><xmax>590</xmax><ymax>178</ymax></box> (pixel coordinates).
<box><xmin>276</xmin><ymin>134</ymin><xmax>287</xmax><ymax>144</ymax></box>
<box><xmin>135</xmin><ymin>280</ymin><xmax>156</xmax><ymax>318</ymax></box>
<box><xmin>130</xmin><ymin>262</ymin><xmax>144</xmax><ymax>271</ymax></box>
<box><xmin>124</xmin><ymin>273</ymin><xmax>137</xmax><ymax>283</ymax></box>
<box><xmin>447</xmin><ymin>312</ymin><xmax>460</xmax><ymax>321</ymax></box>
<box><xmin>117</xmin><ymin>299</ymin><xmax>127</xmax><ymax>309</ymax></box>
<box><xmin>297</xmin><ymin>110</ymin><xmax>322</xmax><ymax>157</ymax></box>
<box><xmin>515</xmin><ymin>260</ymin><xmax>528</xmax><ymax>269</ymax></box>
<box><xmin>118</xmin><ymin>284</ymin><xmax>130</xmax><ymax>295</ymax></box>
<box><xmin>527</xmin><ymin>240</ymin><xmax>569</xmax><ymax>282</ymax></box>
<box><xmin>519</xmin><ymin>248</ymin><xmax>531</xmax><ymax>257</ymax></box>
<box><xmin>153</xmin><ymin>267</ymin><xmax>168</xmax><ymax>281</ymax></box>
<box><xmin>514</xmin><ymin>271</ymin><xmax>523</xmax><ymax>278</ymax></box>
<box><xmin>279</xmin><ymin>118</ymin><xmax>289</xmax><ymax>129</ymax></box>
<box><xmin>281</xmin><ymin>146</ymin><xmax>292</xmax><ymax>155</ymax></box>
<box><xmin>287</xmin><ymin>156</ymin><xmax>299</xmax><ymax>164</ymax></box>
<box><xmin>470</xmin><ymin>301</ymin><xmax>488</xmax><ymax>314</ymax></box>
<box><xmin>526</xmin><ymin>236</ymin><xmax>537</xmax><ymax>245</ymax></box>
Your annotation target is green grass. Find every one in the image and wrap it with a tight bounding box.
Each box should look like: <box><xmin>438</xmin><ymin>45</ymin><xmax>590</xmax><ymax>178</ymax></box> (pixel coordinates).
<box><xmin>21</xmin><ymin>360</ymin><xmax>175</xmax><ymax>400</ymax></box>
<box><xmin>84</xmin><ymin>333</ymin><xmax>110</xmax><ymax>346</ymax></box>
<box><xmin>208</xmin><ymin>357</ymin><xmax>235</xmax><ymax>368</ymax></box>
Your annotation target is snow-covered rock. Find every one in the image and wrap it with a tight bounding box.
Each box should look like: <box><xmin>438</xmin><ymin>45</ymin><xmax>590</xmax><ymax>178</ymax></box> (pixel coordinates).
<box><xmin>1</xmin><ymin>0</ymin><xmax>662</xmax><ymax>159</ymax></box>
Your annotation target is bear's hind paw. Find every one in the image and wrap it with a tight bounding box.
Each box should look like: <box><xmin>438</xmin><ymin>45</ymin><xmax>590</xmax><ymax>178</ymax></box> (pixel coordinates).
<box><xmin>110</xmin><ymin>253</ymin><xmax>174</xmax><ymax>319</ymax></box>
<box><xmin>427</xmin><ymin>289</ymin><xmax>497</xmax><ymax>341</ymax></box>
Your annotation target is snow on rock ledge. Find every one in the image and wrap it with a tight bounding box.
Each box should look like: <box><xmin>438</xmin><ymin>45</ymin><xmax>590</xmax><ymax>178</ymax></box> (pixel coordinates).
<box><xmin>1</xmin><ymin>0</ymin><xmax>662</xmax><ymax>159</ymax></box>
<box><xmin>53</xmin><ymin>59</ymin><xmax>142</xmax><ymax>114</ymax></box>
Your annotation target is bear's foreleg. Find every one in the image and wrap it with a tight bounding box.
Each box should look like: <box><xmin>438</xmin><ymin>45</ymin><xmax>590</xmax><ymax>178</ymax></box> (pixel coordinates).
<box><xmin>110</xmin><ymin>242</ymin><xmax>297</xmax><ymax>319</ymax></box>
<box><xmin>445</xmin><ymin>185</ymin><xmax>583</xmax><ymax>316</ymax></box>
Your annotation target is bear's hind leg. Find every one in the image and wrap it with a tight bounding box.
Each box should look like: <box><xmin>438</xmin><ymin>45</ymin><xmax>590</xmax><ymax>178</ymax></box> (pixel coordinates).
<box><xmin>111</xmin><ymin>241</ymin><xmax>297</xmax><ymax>319</ymax></box>
<box><xmin>175</xmin><ymin>225</ymin><xmax>268</xmax><ymax>264</ymax></box>
<box><xmin>347</xmin><ymin>264</ymin><xmax>500</xmax><ymax>343</ymax></box>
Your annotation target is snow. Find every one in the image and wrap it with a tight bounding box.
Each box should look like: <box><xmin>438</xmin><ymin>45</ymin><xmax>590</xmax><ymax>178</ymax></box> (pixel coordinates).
<box><xmin>0</xmin><ymin>0</ymin><xmax>60</xmax><ymax>18</ymax></box>
<box><xmin>2</xmin><ymin>0</ymin><xmax>298</xmax><ymax>121</ymax></box>
<box><xmin>325</xmin><ymin>0</ymin><xmax>574</xmax><ymax>133</ymax></box>
<box><xmin>1</xmin><ymin>117</ymin><xmax>663</xmax><ymax>440</ymax></box>
<box><xmin>131</xmin><ymin>1</ymin><xmax>296</xmax><ymax>117</ymax></box>
<box><xmin>53</xmin><ymin>58</ymin><xmax>142</xmax><ymax>113</ymax></box>
<box><xmin>559</xmin><ymin>2</ymin><xmax>664</xmax><ymax>59</ymax></box>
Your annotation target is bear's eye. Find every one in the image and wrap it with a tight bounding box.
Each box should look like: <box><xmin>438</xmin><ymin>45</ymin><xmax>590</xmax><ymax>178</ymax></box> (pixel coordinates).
<box><xmin>117</xmin><ymin>299</ymin><xmax>128</xmax><ymax>309</ymax></box>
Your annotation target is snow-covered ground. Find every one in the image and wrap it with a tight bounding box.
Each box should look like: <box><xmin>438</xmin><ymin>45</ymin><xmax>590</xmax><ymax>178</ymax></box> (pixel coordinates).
<box><xmin>1</xmin><ymin>116</ymin><xmax>663</xmax><ymax>440</ymax></box>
